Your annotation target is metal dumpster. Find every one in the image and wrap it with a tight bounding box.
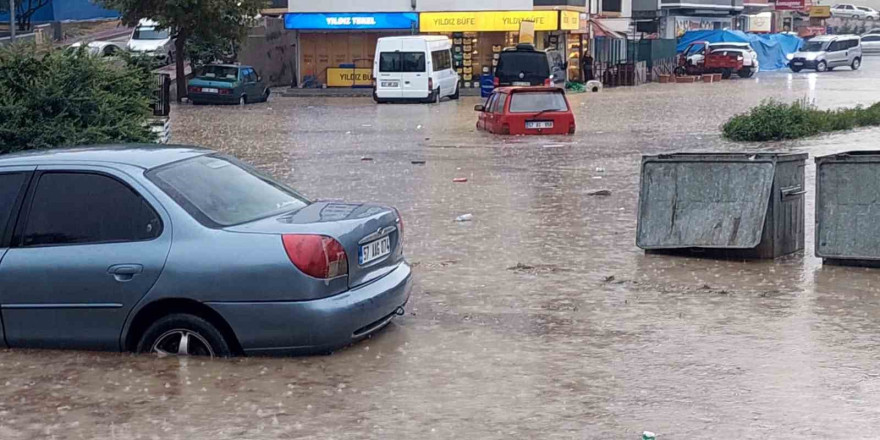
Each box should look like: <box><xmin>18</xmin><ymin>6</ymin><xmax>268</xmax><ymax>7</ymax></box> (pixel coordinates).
<box><xmin>815</xmin><ymin>151</ymin><xmax>880</xmax><ymax>266</ymax></box>
<box><xmin>637</xmin><ymin>152</ymin><xmax>807</xmax><ymax>259</ymax></box>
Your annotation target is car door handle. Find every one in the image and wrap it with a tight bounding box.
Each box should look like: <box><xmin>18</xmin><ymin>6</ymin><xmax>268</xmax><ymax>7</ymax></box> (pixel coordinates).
<box><xmin>108</xmin><ymin>264</ymin><xmax>143</xmax><ymax>282</ymax></box>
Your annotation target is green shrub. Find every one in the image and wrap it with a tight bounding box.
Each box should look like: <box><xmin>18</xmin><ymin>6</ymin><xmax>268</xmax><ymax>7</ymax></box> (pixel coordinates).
<box><xmin>0</xmin><ymin>43</ymin><xmax>156</xmax><ymax>153</ymax></box>
<box><xmin>723</xmin><ymin>99</ymin><xmax>880</xmax><ymax>142</ymax></box>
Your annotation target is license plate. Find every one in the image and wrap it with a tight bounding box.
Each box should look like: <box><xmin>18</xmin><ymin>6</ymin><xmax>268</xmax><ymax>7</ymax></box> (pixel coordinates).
<box><xmin>526</xmin><ymin>121</ymin><xmax>554</xmax><ymax>129</ymax></box>
<box><xmin>360</xmin><ymin>236</ymin><xmax>391</xmax><ymax>265</ymax></box>
<box><xmin>202</xmin><ymin>88</ymin><xmax>219</xmax><ymax>93</ymax></box>
<box><xmin>381</xmin><ymin>81</ymin><xmax>399</xmax><ymax>88</ymax></box>
<box><xmin>512</xmin><ymin>81</ymin><xmax>530</xmax><ymax>86</ymax></box>
<box><xmin>793</xmin><ymin>62</ymin><xmax>803</xmax><ymax>66</ymax></box>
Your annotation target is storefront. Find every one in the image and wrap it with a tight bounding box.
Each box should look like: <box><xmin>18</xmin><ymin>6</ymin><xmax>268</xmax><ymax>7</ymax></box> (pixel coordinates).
<box><xmin>419</xmin><ymin>10</ymin><xmax>579</xmax><ymax>89</ymax></box>
<box><xmin>284</xmin><ymin>12</ymin><xmax>418</xmax><ymax>87</ymax></box>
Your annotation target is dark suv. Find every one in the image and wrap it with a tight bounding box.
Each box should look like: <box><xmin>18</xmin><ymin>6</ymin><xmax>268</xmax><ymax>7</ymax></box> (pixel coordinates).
<box><xmin>494</xmin><ymin>43</ymin><xmax>566</xmax><ymax>88</ymax></box>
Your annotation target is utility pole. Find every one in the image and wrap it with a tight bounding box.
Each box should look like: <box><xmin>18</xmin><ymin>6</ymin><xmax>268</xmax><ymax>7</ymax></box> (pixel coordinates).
<box><xmin>8</xmin><ymin>0</ymin><xmax>15</xmax><ymax>40</ymax></box>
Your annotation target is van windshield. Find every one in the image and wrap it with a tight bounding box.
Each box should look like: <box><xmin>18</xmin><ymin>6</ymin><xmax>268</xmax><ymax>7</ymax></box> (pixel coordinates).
<box><xmin>802</xmin><ymin>40</ymin><xmax>827</xmax><ymax>51</ymax></box>
<box><xmin>509</xmin><ymin>91</ymin><xmax>568</xmax><ymax>113</ymax></box>
<box><xmin>379</xmin><ymin>52</ymin><xmax>426</xmax><ymax>72</ymax></box>
<box><xmin>133</xmin><ymin>27</ymin><xmax>169</xmax><ymax>40</ymax></box>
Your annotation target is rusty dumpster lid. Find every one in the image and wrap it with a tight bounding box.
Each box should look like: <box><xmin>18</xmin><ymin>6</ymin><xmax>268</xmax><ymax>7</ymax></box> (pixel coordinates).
<box><xmin>636</xmin><ymin>153</ymin><xmax>782</xmax><ymax>249</ymax></box>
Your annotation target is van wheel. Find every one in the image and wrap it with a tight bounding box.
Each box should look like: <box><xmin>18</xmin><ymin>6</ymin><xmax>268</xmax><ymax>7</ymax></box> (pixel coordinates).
<box><xmin>450</xmin><ymin>84</ymin><xmax>459</xmax><ymax>100</ymax></box>
<box><xmin>852</xmin><ymin>58</ymin><xmax>861</xmax><ymax>70</ymax></box>
<box><xmin>433</xmin><ymin>89</ymin><xmax>441</xmax><ymax>103</ymax></box>
<box><xmin>816</xmin><ymin>61</ymin><xmax>827</xmax><ymax>72</ymax></box>
<box><xmin>790</xmin><ymin>66</ymin><xmax>802</xmax><ymax>73</ymax></box>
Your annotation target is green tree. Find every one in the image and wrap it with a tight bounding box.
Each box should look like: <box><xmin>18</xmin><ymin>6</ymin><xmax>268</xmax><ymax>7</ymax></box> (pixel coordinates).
<box><xmin>0</xmin><ymin>43</ymin><xmax>156</xmax><ymax>152</ymax></box>
<box><xmin>99</xmin><ymin>0</ymin><xmax>266</xmax><ymax>101</ymax></box>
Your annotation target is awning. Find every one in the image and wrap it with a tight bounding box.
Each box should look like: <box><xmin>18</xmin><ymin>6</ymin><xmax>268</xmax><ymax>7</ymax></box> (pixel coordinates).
<box><xmin>588</xmin><ymin>19</ymin><xmax>627</xmax><ymax>39</ymax></box>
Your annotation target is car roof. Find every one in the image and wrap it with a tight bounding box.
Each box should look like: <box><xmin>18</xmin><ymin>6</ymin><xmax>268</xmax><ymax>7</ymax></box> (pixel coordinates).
<box><xmin>0</xmin><ymin>145</ymin><xmax>212</xmax><ymax>170</ymax></box>
<box><xmin>378</xmin><ymin>36</ymin><xmax>449</xmax><ymax>42</ymax></box>
<box><xmin>494</xmin><ymin>86</ymin><xmax>565</xmax><ymax>94</ymax></box>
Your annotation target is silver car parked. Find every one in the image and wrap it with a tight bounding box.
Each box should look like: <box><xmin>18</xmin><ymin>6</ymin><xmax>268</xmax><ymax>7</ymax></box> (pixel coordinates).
<box><xmin>0</xmin><ymin>146</ymin><xmax>411</xmax><ymax>357</ymax></box>
<box><xmin>789</xmin><ymin>35</ymin><xmax>862</xmax><ymax>72</ymax></box>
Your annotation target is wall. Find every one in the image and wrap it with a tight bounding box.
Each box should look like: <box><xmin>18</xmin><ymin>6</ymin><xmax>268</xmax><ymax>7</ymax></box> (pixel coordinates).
<box><xmin>534</xmin><ymin>0</ymin><xmax>588</xmax><ymax>6</ymax></box>
<box><xmin>53</xmin><ymin>0</ymin><xmax>118</xmax><ymax>20</ymax></box>
<box><xmin>239</xmin><ymin>17</ymin><xmax>298</xmax><ymax>87</ymax></box>
<box><xmin>289</xmin><ymin>0</ymin><xmax>414</xmax><ymax>12</ymax></box>
<box><xmin>417</xmin><ymin>0</ymin><xmax>532</xmax><ymax>10</ymax></box>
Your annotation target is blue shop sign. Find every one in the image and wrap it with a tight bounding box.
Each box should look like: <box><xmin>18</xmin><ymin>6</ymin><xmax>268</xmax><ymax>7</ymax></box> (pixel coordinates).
<box><xmin>285</xmin><ymin>12</ymin><xmax>418</xmax><ymax>30</ymax></box>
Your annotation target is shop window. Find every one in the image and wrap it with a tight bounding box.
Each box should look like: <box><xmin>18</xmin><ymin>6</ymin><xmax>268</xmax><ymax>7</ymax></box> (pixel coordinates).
<box><xmin>602</xmin><ymin>0</ymin><xmax>622</xmax><ymax>13</ymax></box>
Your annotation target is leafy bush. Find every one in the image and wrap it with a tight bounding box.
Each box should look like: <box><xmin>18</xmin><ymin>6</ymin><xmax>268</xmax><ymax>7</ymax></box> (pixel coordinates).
<box><xmin>0</xmin><ymin>43</ymin><xmax>156</xmax><ymax>153</ymax></box>
<box><xmin>723</xmin><ymin>99</ymin><xmax>880</xmax><ymax>142</ymax></box>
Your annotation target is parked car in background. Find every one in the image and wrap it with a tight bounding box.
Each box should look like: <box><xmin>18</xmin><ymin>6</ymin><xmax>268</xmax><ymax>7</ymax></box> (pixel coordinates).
<box><xmin>127</xmin><ymin>19</ymin><xmax>175</xmax><ymax>65</ymax></box>
<box><xmin>475</xmin><ymin>87</ymin><xmax>575</xmax><ymax>135</ymax></box>
<box><xmin>372</xmin><ymin>36</ymin><xmax>459</xmax><ymax>104</ymax></box>
<box><xmin>831</xmin><ymin>4</ymin><xmax>867</xmax><ymax>18</ymax></box>
<box><xmin>0</xmin><ymin>146</ymin><xmax>411</xmax><ymax>357</ymax></box>
<box><xmin>187</xmin><ymin>64</ymin><xmax>269</xmax><ymax>105</ymax></box>
<box><xmin>677</xmin><ymin>41</ymin><xmax>744</xmax><ymax>79</ymax></box>
<box><xmin>687</xmin><ymin>42</ymin><xmax>759</xmax><ymax>77</ymax></box>
<box><xmin>69</xmin><ymin>41</ymin><xmax>124</xmax><ymax>58</ymax></box>
<box><xmin>788</xmin><ymin>35</ymin><xmax>862</xmax><ymax>72</ymax></box>
<box><xmin>857</xmin><ymin>6</ymin><xmax>879</xmax><ymax>20</ymax></box>
<box><xmin>862</xmin><ymin>34</ymin><xmax>880</xmax><ymax>53</ymax></box>
<box><xmin>494</xmin><ymin>43</ymin><xmax>566</xmax><ymax>88</ymax></box>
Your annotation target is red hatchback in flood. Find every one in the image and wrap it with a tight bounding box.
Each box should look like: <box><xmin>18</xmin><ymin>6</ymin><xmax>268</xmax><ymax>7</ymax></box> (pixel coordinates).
<box><xmin>475</xmin><ymin>87</ymin><xmax>576</xmax><ymax>135</ymax></box>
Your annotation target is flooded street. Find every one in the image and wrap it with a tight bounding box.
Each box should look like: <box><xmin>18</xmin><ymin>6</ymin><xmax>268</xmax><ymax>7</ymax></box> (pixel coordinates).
<box><xmin>5</xmin><ymin>59</ymin><xmax>880</xmax><ymax>439</ymax></box>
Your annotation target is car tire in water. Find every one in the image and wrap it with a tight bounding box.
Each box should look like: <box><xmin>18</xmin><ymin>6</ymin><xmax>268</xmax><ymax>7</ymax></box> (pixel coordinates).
<box><xmin>137</xmin><ymin>313</ymin><xmax>231</xmax><ymax>358</ymax></box>
<box><xmin>239</xmin><ymin>95</ymin><xmax>247</xmax><ymax>106</ymax></box>
<box><xmin>433</xmin><ymin>89</ymin><xmax>441</xmax><ymax>104</ymax></box>
<box><xmin>263</xmin><ymin>88</ymin><xmax>271</xmax><ymax>102</ymax></box>
<box><xmin>450</xmin><ymin>84</ymin><xmax>460</xmax><ymax>100</ymax></box>
<box><xmin>852</xmin><ymin>58</ymin><xmax>861</xmax><ymax>70</ymax></box>
<box><xmin>721</xmin><ymin>68</ymin><xmax>732</xmax><ymax>79</ymax></box>
<box><xmin>790</xmin><ymin>65</ymin><xmax>802</xmax><ymax>73</ymax></box>
<box><xmin>816</xmin><ymin>60</ymin><xmax>827</xmax><ymax>72</ymax></box>
<box><xmin>738</xmin><ymin>68</ymin><xmax>754</xmax><ymax>78</ymax></box>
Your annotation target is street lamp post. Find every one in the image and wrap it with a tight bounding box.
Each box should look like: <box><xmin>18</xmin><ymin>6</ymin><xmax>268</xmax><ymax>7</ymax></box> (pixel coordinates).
<box><xmin>8</xmin><ymin>0</ymin><xmax>15</xmax><ymax>40</ymax></box>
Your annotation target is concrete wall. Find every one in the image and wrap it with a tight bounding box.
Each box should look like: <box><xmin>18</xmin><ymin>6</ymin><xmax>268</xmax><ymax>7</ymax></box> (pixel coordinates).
<box><xmin>289</xmin><ymin>0</ymin><xmax>414</xmax><ymax>12</ymax></box>
<box><xmin>239</xmin><ymin>17</ymin><xmax>297</xmax><ymax>87</ymax></box>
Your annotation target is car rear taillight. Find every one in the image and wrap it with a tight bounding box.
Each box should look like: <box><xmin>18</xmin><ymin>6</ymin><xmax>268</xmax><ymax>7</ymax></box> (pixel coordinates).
<box><xmin>282</xmin><ymin>235</ymin><xmax>348</xmax><ymax>279</ymax></box>
<box><xmin>493</xmin><ymin>77</ymin><xmax>499</xmax><ymax>87</ymax></box>
<box><xmin>188</xmin><ymin>86</ymin><xmax>201</xmax><ymax>94</ymax></box>
<box><xmin>394</xmin><ymin>209</ymin><xmax>404</xmax><ymax>247</ymax></box>
<box><xmin>428</xmin><ymin>78</ymin><xmax>434</xmax><ymax>91</ymax></box>
<box><xmin>501</xmin><ymin>123</ymin><xmax>510</xmax><ymax>135</ymax></box>
<box><xmin>218</xmin><ymin>89</ymin><xmax>232</xmax><ymax>95</ymax></box>
<box><xmin>569</xmin><ymin>122</ymin><xmax>576</xmax><ymax>134</ymax></box>
<box><xmin>544</xmin><ymin>78</ymin><xmax>552</xmax><ymax>86</ymax></box>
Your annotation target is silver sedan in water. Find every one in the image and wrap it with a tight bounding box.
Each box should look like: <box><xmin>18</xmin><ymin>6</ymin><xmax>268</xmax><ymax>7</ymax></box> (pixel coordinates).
<box><xmin>0</xmin><ymin>146</ymin><xmax>411</xmax><ymax>357</ymax></box>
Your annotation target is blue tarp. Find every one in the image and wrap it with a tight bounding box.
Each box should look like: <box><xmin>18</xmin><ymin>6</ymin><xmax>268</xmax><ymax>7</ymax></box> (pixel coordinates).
<box><xmin>677</xmin><ymin>30</ymin><xmax>804</xmax><ymax>71</ymax></box>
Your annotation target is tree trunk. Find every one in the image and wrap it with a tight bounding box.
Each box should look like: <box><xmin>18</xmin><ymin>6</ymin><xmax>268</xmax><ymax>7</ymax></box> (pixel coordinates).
<box><xmin>175</xmin><ymin>32</ymin><xmax>187</xmax><ymax>102</ymax></box>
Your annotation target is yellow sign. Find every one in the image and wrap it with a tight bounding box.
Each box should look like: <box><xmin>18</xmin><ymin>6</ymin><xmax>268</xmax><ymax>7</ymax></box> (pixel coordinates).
<box><xmin>560</xmin><ymin>11</ymin><xmax>580</xmax><ymax>31</ymax></box>
<box><xmin>419</xmin><ymin>11</ymin><xmax>559</xmax><ymax>32</ymax></box>
<box><xmin>810</xmin><ymin>5</ymin><xmax>831</xmax><ymax>18</ymax></box>
<box><xmin>519</xmin><ymin>20</ymin><xmax>535</xmax><ymax>44</ymax></box>
<box><xmin>327</xmin><ymin>67</ymin><xmax>372</xmax><ymax>87</ymax></box>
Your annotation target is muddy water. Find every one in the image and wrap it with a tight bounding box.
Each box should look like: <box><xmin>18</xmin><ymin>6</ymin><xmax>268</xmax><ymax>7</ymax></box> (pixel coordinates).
<box><xmin>3</xmin><ymin>60</ymin><xmax>880</xmax><ymax>439</ymax></box>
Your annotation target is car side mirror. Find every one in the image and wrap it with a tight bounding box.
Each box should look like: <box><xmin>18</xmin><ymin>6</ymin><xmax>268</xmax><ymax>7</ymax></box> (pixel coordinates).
<box><xmin>257</xmin><ymin>75</ymin><xmax>262</xmax><ymax>82</ymax></box>
<box><xmin>474</xmin><ymin>104</ymin><xmax>485</xmax><ymax>112</ymax></box>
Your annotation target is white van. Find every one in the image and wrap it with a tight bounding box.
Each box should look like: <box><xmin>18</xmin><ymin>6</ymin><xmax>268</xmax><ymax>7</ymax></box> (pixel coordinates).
<box><xmin>373</xmin><ymin>36</ymin><xmax>459</xmax><ymax>104</ymax></box>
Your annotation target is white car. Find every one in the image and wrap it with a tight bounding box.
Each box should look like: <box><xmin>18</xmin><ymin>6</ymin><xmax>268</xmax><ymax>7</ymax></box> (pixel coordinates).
<box><xmin>126</xmin><ymin>19</ymin><xmax>175</xmax><ymax>65</ymax></box>
<box><xmin>687</xmin><ymin>42</ymin><xmax>759</xmax><ymax>78</ymax></box>
<box><xmin>857</xmin><ymin>6</ymin><xmax>879</xmax><ymax>20</ymax></box>
<box><xmin>862</xmin><ymin>33</ymin><xmax>880</xmax><ymax>53</ymax></box>
<box><xmin>69</xmin><ymin>41</ymin><xmax>123</xmax><ymax>57</ymax></box>
<box><xmin>831</xmin><ymin>4</ymin><xmax>867</xmax><ymax>19</ymax></box>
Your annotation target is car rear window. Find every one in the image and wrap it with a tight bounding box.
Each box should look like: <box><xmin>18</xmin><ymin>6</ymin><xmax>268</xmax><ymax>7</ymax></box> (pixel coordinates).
<box><xmin>379</xmin><ymin>52</ymin><xmax>426</xmax><ymax>73</ymax></box>
<box><xmin>147</xmin><ymin>155</ymin><xmax>309</xmax><ymax>227</ymax></box>
<box><xmin>509</xmin><ymin>91</ymin><xmax>568</xmax><ymax>113</ymax></box>
<box><xmin>197</xmin><ymin>66</ymin><xmax>239</xmax><ymax>81</ymax></box>
<box><xmin>495</xmin><ymin>52</ymin><xmax>550</xmax><ymax>78</ymax></box>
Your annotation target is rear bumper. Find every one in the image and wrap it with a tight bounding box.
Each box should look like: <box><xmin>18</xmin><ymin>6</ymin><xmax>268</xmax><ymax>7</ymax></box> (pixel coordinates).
<box><xmin>208</xmin><ymin>262</ymin><xmax>412</xmax><ymax>356</ymax></box>
<box><xmin>189</xmin><ymin>92</ymin><xmax>240</xmax><ymax>104</ymax></box>
<box><xmin>374</xmin><ymin>89</ymin><xmax>433</xmax><ymax>101</ymax></box>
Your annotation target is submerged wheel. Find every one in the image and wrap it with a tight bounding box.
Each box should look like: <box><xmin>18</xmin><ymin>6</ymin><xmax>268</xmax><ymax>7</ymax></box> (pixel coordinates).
<box><xmin>450</xmin><ymin>84</ymin><xmax>460</xmax><ymax>100</ymax></box>
<box><xmin>721</xmin><ymin>68</ymin><xmax>732</xmax><ymax>79</ymax></box>
<box><xmin>239</xmin><ymin>95</ymin><xmax>247</xmax><ymax>105</ymax></box>
<box><xmin>137</xmin><ymin>314</ymin><xmax>231</xmax><ymax>358</ymax></box>
<box><xmin>816</xmin><ymin>60</ymin><xmax>827</xmax><ymax>72</ymax></box>
<box><xmin>673</xmin><ymin>66</ymin><xmax>686</xmax><ymax>76</ymax></box>
<box><xmin>738</xmin><ymin>68</ymin><xmax>754</xmax><ymax>78</ymax></box>
<box><xmin>790</xmin><ymin>66</ymin><xmax>802</xmax><ymax>73</ymax></box>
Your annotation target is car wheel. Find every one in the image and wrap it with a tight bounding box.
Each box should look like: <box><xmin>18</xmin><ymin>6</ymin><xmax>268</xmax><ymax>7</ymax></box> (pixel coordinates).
<box><xmin>673</xmin><ymin>66</ymin><xmax>686</xmax><ymax>76</ymax></box>
<box><xmin>136</xmin><ymin>314</ymin><xmax>231</xmax><ymax>358</ymax></box>
<box><xmin>738</xmin><ymin>68</ymin><xmax>754</xmax><ymax>78</ymax></box>
<box><xmin>721</xmin><ymin>68</ymin><xmax>732</xmax><ymax>79</ymax></box>
<box><xmin>239</xmin><ymin>95</ymin><xmax>247</xmax><ymax>106</ymax></box>
<box><xmin>263</xmin><ymin>88</ymin><xmax>271</xmax><ymax>102</ymax></box>
<box><xmin>433</xmin><ymin>89</ymin><xmax>441</xmax><ymax>104</ymax></box>
<box><xmin>790</xmin><ymin>66</ymin><xmax>802</xmax><ymax>73</ymax></box>
<box><xmin>852</xmin><ymin>58</ymin><xmax>861</xmax><ymax>70</ymax></box>
<box><xmin>817</xmin><ymin>60</ymin><xmax>827</xmax><ymax>72</ymax></box>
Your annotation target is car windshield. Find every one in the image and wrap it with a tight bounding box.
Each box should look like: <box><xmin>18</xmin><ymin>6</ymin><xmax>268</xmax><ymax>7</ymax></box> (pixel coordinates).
<box><xmin>133</xmin><ymin>27</ymin><xmax>169</xmax><ymax>40</ymax></box>
<box><xmin>379</xmin><ymin>52</ymin><xmax>426</xmax><ymax>72</ymax></box>
<box><xmin>802</xmin><ymin>40</ymin><xmax>827</xmax><ymax>51</ymax></box>
<box><xmin>509</xmin><ymin>91</ymin><xmax>568</xmax><ymax>113</ymax></box>
<box><xmin>196</xmin><ymin>66</ymin><xmax>240</xmax><ymax>81</ymax></box>
<box><xmin>496</xmin><ymin>52</ymin><xmax>550</xmax><ymax>78</ymax></box>
<box><xmin>147</xmin><ymin>155</ymin><xmax>310</xmax><ymax>227</ymax></box>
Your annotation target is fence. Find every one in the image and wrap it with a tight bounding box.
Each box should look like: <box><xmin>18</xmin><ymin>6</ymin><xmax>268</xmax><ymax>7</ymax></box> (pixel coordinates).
<box><xmin>585</xmin><ymin>37</ymin><xmax>677</xmax><ymax>86</ymax></box>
